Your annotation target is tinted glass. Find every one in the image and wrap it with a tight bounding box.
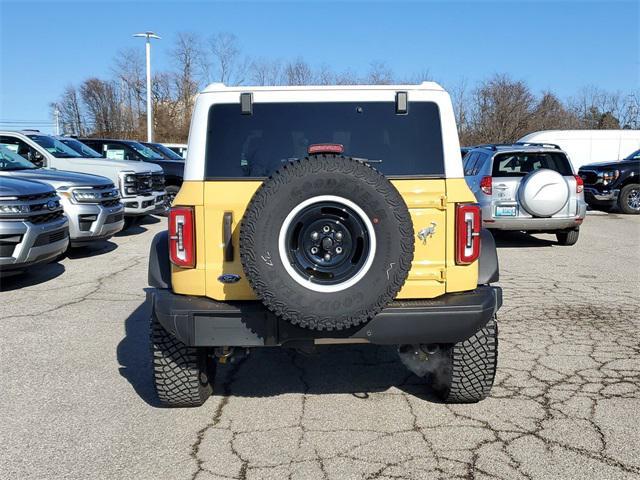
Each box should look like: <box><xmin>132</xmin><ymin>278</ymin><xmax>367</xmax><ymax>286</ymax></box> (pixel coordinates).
<box><xmin>59</xmin><ymin>138</ymin><xmax>102</xmax><ymax>158</ymax></box>
<box><xmin>205</xmin><ymin>101</ymin><xmax>444</xmax><ymax>178</ymax></box>
<box><xmin>492</xmin><ymin>152</ymin><xmax>573</xmax><ymax>177</ymax></box>
<box><xmin>144</xmin><ymin>142</ymin><xmax>184</xmax><ymax>161</ymax></box>
<box><xmin>625</xmin><ymin>149</ymin><xmax>640</xmax><ymax>161</ymax></box>
<box><xmin>0</xmin><ymin>145</ymin><xmax>38</xmax><ymax>170</ymax></box>
<box><xmin>27</xmin><ymin>134</ymin><xmax>81</xmax><ymax>158</ymax></box>
<box><xmin>128</xmin><ymin>141</ymin><xmax>164</xmax><ymax>160</ymax></box>
<box><xmin>463</xmin><ymin>152</ymin><xmax>478</xmax><ymax>175</ymax></box>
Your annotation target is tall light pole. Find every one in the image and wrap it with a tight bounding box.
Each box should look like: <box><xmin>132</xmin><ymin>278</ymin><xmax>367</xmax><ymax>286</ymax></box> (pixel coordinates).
<box><xmin>133</xmin><ymin>31</ymin><xmax>161</xmax><ymax>142</ymax></box>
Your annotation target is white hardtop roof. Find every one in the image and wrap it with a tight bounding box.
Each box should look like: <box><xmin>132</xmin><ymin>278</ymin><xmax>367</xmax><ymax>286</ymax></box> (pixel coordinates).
<box><xmin>201</xmin><ymin>81</ymin><xmax>444</xmax><ymax>94</ymax></box>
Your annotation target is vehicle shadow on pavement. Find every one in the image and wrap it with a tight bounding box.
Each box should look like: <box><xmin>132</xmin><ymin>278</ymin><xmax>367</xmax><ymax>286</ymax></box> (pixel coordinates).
<box><xmin>115</xmin><ymin>215</ymin><xmax>163</xmax><ymax>238</ymax></box>
<box><xmin>117</xmin><ymin>299</ymin><xmax>161</xmax><ymax>407</ymax></box>
<box><xmin>493</xmin><ymin>231</ymin><xmax>556</xmax><ymax>248</ymax></box>
<box><xmin>63</xmin><ymin>241</ymin><xmax>118</xmax><ymax>259</ymax></box>
<box><xmin>118</xmin><ymin>298</ymin><xmax>441</xmax><ymax>407</ymax></box>
<box><xmin>214</xmin><ymin>346</ymin><xmax>443</xmax><ymax>402</ymax></box>
<box><xmin>0</xmin><ymin>262</ymin><xmax>65</xmax><ymax>292</ymax></box>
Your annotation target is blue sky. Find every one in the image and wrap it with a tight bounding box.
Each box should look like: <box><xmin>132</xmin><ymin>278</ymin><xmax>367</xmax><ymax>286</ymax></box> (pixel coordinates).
<box><xmin>1</xmin><ymin>0</ymin><xmax>638</xmax><ymax>133</ymax></box>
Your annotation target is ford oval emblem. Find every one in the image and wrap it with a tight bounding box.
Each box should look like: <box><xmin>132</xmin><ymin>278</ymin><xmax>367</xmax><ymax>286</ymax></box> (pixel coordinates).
<box><xmin>46</xmin><ymin>200</ymin><xmax>58</xmax><ymax>211</ymax></box>
<box><xmin>218</xmin><ymin>274</ymin><xmax>241</xmax><ymax>284</ymax></box>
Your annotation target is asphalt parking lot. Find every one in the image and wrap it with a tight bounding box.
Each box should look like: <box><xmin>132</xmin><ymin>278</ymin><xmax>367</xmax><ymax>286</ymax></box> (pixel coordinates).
<box><xmin>1</xmin><ymin>213</ymin><xmax>639</xmax><ymax>480</ymax></box>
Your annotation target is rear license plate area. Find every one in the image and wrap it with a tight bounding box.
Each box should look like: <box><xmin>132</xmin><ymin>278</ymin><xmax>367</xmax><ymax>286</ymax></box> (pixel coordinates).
<box><xmin>495</xmin><ymin>205</ymin><xmax>517</xmax><ymax>216</ymax></box>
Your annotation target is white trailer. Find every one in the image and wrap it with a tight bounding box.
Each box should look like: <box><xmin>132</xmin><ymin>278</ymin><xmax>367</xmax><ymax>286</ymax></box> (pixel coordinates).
<box><xmin>518</xmin><ymin>130</ymin><xmax>640</xmax><ymax>170</ymax></box>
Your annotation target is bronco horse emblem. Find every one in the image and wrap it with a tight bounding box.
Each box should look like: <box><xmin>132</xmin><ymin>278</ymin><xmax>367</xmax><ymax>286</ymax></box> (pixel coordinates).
<box><xmin>417</xmin><ymin>222</ymin><xmax>437</xmax><ymax>245</ymax></box>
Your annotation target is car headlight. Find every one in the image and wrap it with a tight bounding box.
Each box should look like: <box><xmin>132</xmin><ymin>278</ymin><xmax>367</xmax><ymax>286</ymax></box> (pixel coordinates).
<box><xmin>72</xmin><ymin>190</ymin><xmax>102</xmax><ymax>202</ymax></box>
<box><xmin>600</xmin><ymin>170</ymin><xmax>620</xmax><ymax>185</ymax></box>
<box><xmin>124</xmin><ymin>174</ymin><xmax>136</xmax><ymax>183</ymax></box>
<box><xmin>0</xmin><ymin>204</ymin><xmax>30</xmax><ymax>215</ymax></box>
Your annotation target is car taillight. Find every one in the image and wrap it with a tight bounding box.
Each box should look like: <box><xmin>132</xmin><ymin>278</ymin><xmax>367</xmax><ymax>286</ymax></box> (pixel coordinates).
<box><xmin>169</xmin><ymin>206</ymin><xmax>195</xmax><ymax>268</ymax></box>
<box><xmin>574</xmin><ymin>175</ymin><xmax>584</xmax><ymax>194</ymax></box>
<box><xmin>456</xmin><ymin>204</ymin><xmax>481</xmax><ymax>265</ymax></box>
<box><xmin>480</xmin><ymin>176</ymin><xmax>492</xmax><ymax>195</ymax></box>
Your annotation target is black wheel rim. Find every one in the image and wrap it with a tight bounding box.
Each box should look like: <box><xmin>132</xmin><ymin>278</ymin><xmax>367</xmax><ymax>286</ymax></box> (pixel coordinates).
<box><xmin>283</xmin><ymin>201</ymin><xmax>371</xmax><ymax>287</ymax></box>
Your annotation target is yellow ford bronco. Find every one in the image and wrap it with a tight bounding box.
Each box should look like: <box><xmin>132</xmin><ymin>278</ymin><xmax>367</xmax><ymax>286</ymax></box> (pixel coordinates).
<box><xmin>147</xmin><ymin>83</ymin><xmax>502</xmax><ymax>407</ymax></box>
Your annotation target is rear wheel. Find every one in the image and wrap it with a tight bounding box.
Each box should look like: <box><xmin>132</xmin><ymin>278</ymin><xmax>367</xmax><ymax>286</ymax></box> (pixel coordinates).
<box><xmin>556</xmin><ymin>228</ymin><xmax>580</xmax><ymax>246</ymax></box>
<box><xmin>618</xmin><ymin>184</ymin><xmax>640</xmax><ymax>214</ymax></box>
<box><xmin>430</xmin><ymin>317</ymin><xmax>498</xmax><ymax>403</ymax></box>
<box><xmin>150</xmin><ymin>312</ymin><xmax>215</xmax><ymax>407</ymax></box>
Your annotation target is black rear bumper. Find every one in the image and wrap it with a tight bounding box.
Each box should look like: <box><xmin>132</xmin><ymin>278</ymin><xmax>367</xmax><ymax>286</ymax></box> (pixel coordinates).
<box><xmin>150</xmin><ymin>285</ymin><xmax>502</xmax><ymax>347</ymax></box>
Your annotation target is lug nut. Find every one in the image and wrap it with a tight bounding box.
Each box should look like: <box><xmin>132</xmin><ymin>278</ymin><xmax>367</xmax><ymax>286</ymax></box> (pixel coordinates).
<box><xmin>324</xmin><ymin>253</ymin><xmax>331</xmax><ymax>261</ymax></box>
<box><xmin>310</xmin><ymin>231</ymin><xmax>319</xmax><ymax>241</ymax></box>
<box><xmin>322</xmin><ymin>225</ymin><xmax>331</xmax><ymax>233</ymax></box>
<box><xmin>335</xmin><ymin>231</ymin><xmax>343</xmax><ymax>241</ymax></box>
<box><xmin>336</xmin><ymin>246</ymin><xmax>343</xmax><ymax>254</ymax></box>
<box><xmin>311</xmin><ymin>247</ymin><xmax>318</xmax><ymax>254</ymax></box>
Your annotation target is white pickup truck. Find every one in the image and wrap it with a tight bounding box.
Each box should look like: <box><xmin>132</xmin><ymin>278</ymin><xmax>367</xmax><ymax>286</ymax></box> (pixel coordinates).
<box><xmin>0</xmin><ymin>131</ymin><xmax>165</xmax><ymax>221</ymax></box>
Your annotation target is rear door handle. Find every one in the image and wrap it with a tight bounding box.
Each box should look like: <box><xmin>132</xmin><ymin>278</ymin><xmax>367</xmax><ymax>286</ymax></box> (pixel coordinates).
<box><xmin>494</xmin><ymin>184</ymin><xmax>509</xmax><ymax>190</ymax></box>
<box><xmin>223</xmin><ymin>212</ymin><xmax>234</xmax><ymax>262</ymax></box>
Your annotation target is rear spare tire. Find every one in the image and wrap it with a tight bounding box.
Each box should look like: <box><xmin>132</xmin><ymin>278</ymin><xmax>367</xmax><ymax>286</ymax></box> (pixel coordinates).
<box><xmin>240</xmin><ymin>155</ymin><xmax>414</xmax><ymax>331</ymax></box>
<box><xmin>518</xmin><ymin>169</ymin><xmax>569</xmax><ymax>217</ymax></box>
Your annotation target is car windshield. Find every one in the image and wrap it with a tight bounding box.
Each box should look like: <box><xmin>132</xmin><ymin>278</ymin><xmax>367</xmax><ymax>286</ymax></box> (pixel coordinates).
<box><xmin>624</xmin><ymin>149</ymin><xmax>640</xmax><ymax>161</ymax></box>
<box><xmin>492</xmin><ymin>152</ymin><xmax>573</xmax><ymax>177</ymax></box>
<box><xmin>129</xmin><ymin>141</ymin><xmax>164</xmax><ymax>160</ymax></box>
<box><xmin>145</xmin><ymin>143</ymin><xmax>184</xmax><ymax>160</ymax></box>
<box><xmin>59</xmin><ymin>138</ymin><xmax>102</xmax><ymax>158</ymax></box>
<box><xmin>0</xmin><ymin>145</ymin><xmax>39</xmax><ymax>170</ymax></box>
<box><xmin>205</xmin><ymin>101</ymin><xmax>445</xmax><ymax>178</ymax></box>
<box><xmin>27</xmin><ymin>134</ymin><xmax>82</xmax><ymax>158</ymax></box>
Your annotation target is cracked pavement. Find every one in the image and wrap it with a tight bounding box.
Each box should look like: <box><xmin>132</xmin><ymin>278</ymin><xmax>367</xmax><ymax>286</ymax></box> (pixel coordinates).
<box><xmin>1</xmin><ymin>213</ymin><xmax>639</xmax><ymax>480</ymax></box>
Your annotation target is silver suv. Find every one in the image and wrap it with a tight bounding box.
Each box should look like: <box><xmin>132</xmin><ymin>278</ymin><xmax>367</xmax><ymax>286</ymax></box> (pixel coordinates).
<box><xmin>463</xmin><ymin>143</ymin><xmax>587</xmax><ymax>245</ymax></box>
<box><xmin>0</xmin><ymin>177</ymin><xmax>69</xmax><ymax>275</ymax></box>
<box><xmin>0</xmin><ymin>145</ymin><xmax>124</xmax><ymax>247</ymax></box>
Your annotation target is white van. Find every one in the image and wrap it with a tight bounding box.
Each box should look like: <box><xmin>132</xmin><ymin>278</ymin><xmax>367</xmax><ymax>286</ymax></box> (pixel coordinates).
<box><xmin>518</xmin><ymin>130</ymin><xmax>640</xmax><ymax>170</ymax></box>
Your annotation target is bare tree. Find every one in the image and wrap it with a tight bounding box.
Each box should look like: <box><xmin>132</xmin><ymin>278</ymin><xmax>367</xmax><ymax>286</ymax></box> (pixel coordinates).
<box><xmin>449</xmin><ymin>78</ymin><xmax>470</xmax><ymax>143</ymax></box>
<box><xmin>111</xmin><ymin>48</ymin><xmax>145</xmax><ymax>129</ymax></box>
<box><xmin>80</xmin><ymin>78</ymin><xmax>126</xmax><ymax>137</ymax></box>
<box><xmin>467</xmin><ymin>74</ymin><xmax>535</xmax><ymax>144</ymax></box>
<box><xmin>248</xmin><ymin>58</ymin><xmax>283</xmax><ymax>86</ymax></box>
<box><xmin>54</xmin><ymin>85</ymin><xmax>86</xmax><ymax>135</ymax></box>
<box><xmin>171</xmin><ymin>32</ymin><xmax>201</xmax><ymax>136</ymax></box>
<box><xmin>203</xmin><ymin>32</ymin><xmax>247</xmax><ymax>85</ymax></box>
<box><xmin>284</xmin><ymin>58</ymin><xmax>314</xmax><ymax>85</ymax></box>
<box><xmin>366</xmin><ymin>61</ymin><xmax>394</xmax><ymax>85</ymax></box>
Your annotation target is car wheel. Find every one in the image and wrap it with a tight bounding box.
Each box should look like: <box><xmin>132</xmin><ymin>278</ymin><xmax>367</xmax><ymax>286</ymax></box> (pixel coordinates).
<box><xmin>556</xmin><ymin>228</ymin><xmax>580</xmax><ymax>246</ymax></box>
<box><xmin>150</xmin><ymin>311</ymin><xmax>215</xmax><ymax>407</ymax></box>
<box><xmin>429</xmin><ymin>317</ymin><xmax>498</xmax><ymax>403</ymax></box>
<box><xmin>239</xmin><ymin>154</ymin><xmax>414</xmax><ymax>331</ymax></box>
<box><xmin>618</xmin><ymin>184</ymin><xmax>640</xmax><ymax>215</ymax></box>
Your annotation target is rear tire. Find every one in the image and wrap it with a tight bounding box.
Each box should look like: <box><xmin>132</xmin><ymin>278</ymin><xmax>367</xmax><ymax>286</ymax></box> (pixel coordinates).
<box><xmin>556</xmin><ymin>228</ymin><xmax>579</xmax><ymax>246</ymax></box>
<box><xmin>618</xmin><ymin>184</ymin><xmax>640</xmax><ymax>214</ymax></box>
<box><xmin>150</xmin><ymin>312</ymin><xmax>214</xmax><ymax>407</ymax></box>
<box><xmin>431</xmin><ymin>317</ymin><xmax>498</xmax><ymax>403</ymax></box>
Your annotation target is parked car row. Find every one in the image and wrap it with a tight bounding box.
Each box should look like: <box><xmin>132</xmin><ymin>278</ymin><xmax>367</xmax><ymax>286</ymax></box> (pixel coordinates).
<box><xmin>0</xmin><ymin>131</ymin><xmax>185</xmax><ymax>276</ymax></box>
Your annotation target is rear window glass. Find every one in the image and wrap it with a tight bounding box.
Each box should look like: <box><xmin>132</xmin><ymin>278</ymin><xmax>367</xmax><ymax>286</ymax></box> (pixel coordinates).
<box><xmin>492</xmin><ymin>152</ymin><xmax>573</xmax><ymax>177</ymax></box>
<box><xmin>205</xmin><ymin>101</ymin><xmax>444</xmax><ymax>178</ymax></box>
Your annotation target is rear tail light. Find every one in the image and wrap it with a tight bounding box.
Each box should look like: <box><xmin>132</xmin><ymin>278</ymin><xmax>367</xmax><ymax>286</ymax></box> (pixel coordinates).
<box><xmin>169</xmin><ymin>206</ymin><xmax>195</xmax><ymax>268</ymax></box>
<box><xmin>480</xmin><ymin>176</ymin><xmax>492</xmax><ymax>195</ymax></box>
<box><xmin>574</xmin><ymin>175</ymin><xmax>584</xmax><ymax>194</ymax></box>
<box><xmin>456</xmin><ymin>204</ymin><xmax>481</xmax><ymax>265</ymax></box>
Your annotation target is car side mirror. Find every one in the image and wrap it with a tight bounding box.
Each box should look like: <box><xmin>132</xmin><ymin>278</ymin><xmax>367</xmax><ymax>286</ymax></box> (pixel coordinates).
<box><xmin>29</xmin><ymin>149</ymin><xmax>45</xmax><ymax>167</ymax></box>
